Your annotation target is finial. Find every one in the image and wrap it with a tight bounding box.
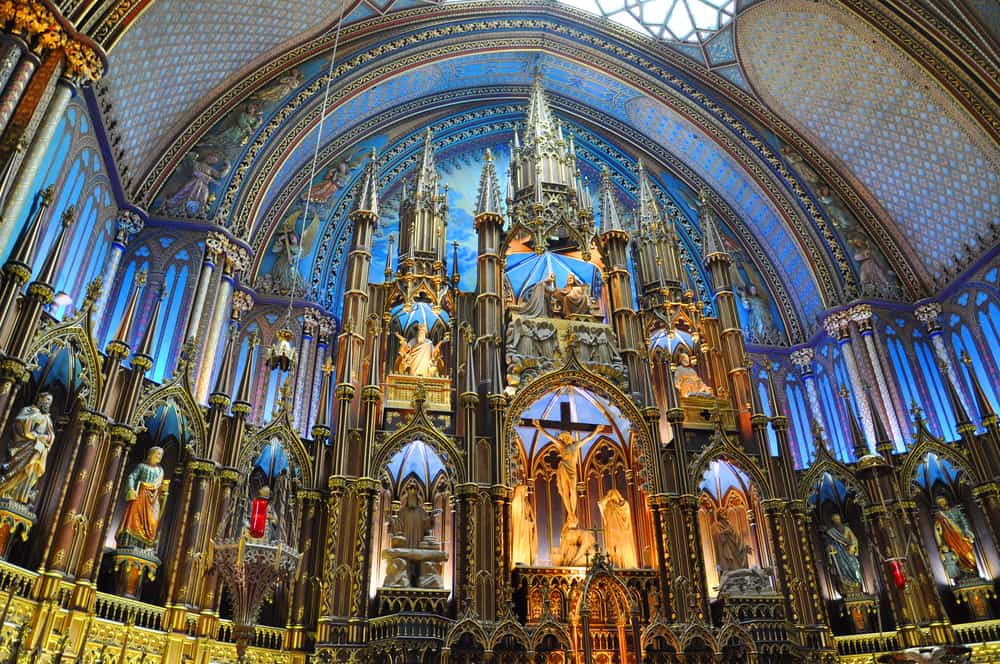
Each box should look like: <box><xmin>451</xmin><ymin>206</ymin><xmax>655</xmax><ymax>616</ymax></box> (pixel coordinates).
<box><xmin>83</xmin><ymin>276</ymin><xmax>103</xmax><ymax>311</ymax></box>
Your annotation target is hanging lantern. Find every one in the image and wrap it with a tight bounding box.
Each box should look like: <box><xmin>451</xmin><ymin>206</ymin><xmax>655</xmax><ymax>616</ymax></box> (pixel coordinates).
<box><xmin>266</xmin><ymin>326</ymin><xmax>297</xmax><ymax>372</ymax></box>
<box><xmin>249</xmin><ymin>487</ymin><xmax>270</xmax><ymax>538</ymax></box>
<box><xmin>888</xmin><ymin>558</ymin><xmax>907</xmax><ymax>589</ymax></box>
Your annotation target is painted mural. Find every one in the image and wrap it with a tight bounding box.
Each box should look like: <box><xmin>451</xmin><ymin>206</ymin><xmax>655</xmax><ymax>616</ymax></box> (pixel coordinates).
<box><xmin>151</xmin><ymin>64</ymin><xmax>317</xmax><ymax>219</ymax></box>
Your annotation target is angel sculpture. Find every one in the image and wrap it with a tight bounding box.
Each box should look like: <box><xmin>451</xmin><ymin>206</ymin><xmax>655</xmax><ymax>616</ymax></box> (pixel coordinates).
<box><xmin>269</xmin><ymin>208</ymin><xmax>320</xmax><ymax>295</ymax></box>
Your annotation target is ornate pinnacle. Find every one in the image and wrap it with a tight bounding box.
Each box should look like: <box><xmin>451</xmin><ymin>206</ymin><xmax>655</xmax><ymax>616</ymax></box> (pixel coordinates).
<box><xmin>475</xmin><ymin>148</ymin><xmax>503</xmax><ymax>217</ymax></box>
<box><xmin>352</xmin><ymin>148</ymin><xmax>379</xmax><ymax>216</ymax></box>
<box><xmin>597</xmin><ymin>167</ymin><xmax>623</xmax><ymax>233</ymax></box>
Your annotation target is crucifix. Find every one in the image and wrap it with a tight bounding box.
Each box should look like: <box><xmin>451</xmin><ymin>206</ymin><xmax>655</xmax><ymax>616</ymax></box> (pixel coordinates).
<box><xmin>529</xmin><ymin>401</ymin><xmax>609</xmax><ymax>529</ymax></box>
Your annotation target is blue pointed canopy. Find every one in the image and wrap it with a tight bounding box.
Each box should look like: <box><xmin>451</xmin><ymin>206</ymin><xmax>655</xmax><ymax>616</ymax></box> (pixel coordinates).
<box><xmin>391</xmin><ymin>301</ymin><xmax>450</xmax><ymax>335</ymax></box>
<box><xmin>505</xmin><ymin>250</ymin><xmax>601</xmax><ymax>301</ymax></box>
<box><xmin>386</xmin><ymin>439</ymin><xmax>447</xmax><ymax>492</ymax></box>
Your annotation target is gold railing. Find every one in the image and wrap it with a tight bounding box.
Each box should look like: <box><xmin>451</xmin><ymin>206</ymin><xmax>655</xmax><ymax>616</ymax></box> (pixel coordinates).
<box><xmin>217</xmin><ymin>617</ymin><xmax>288</xmax><ymax>650</ymax></box>
<box><xmin>835</xmin><ymin>631</ymin><xmax>899</xmax><ymax>656</ymax></box>
<box><xmin>93</xmin><ymin>591</ymin><xmax>166</xmax><ymax>631</ymax></box>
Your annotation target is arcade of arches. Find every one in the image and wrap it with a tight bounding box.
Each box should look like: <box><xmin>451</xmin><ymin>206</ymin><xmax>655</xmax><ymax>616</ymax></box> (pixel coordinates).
<box><xmin>0</xmin><ymin>0</ymin><xmax>996</xmax><ymax>662</ymax></box>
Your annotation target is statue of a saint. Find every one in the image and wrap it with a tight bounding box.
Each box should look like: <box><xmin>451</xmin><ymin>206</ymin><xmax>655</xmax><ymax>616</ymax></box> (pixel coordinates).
<box><xmin>598</xmin><ymin>488</ymin><xmax>638</xmax><ymax>568</ymax></box>
<box><xmin>555</xmin><ymin>274</ymin><xmax>596</xmax><ymax>318</ymax></box>
<box><xmin>508</xmin><ymin>317</ymin><xmax>539</xmax><ymax>359</ymax></box>
<box><xmin>0</xmin><ymin>393</ymin><xmax>56</xmax><ymax>504</ymax></box>
<box><xmin>933</xmin><ymin>496</ymin><xmax>977</xmax><ymax>579</ymax></box>
<box><xmin>395</xmin><ymin>485</ymin><xmax>433</xmax><ymax>549</ymax></box>
<box><xmin>824</xmin><ymin>514</ymin><xmax>863</xmax><ymax>593</ymax></box>
<box><xmin>532</xmin><ymin>420</ymin><xmax>607</xmax><ymax>529</ymax></box>
<box><xmin>516</xmin><ymin>273</ymin><xmax>556</xmax><ymax>318</ymax></box>
<box><xmin>511</xmin><ymin>484</ymin><xmax>537</xmax><ymax>565</ymax></box>
<box><xmin>712</xmin><ymin>512</ymin><xmax>750</xmax><ymax>573</ymax></box>
<box><xmin>673</xmin><ymin>353</ymin><xmax>714</xmax><ymax>399</ymax></box>
<box><xmin>394</xmin><ymin>324</ymin><xmax>445</xmax><ymax>378</ymax></box>
<box><xmin>116</xmin><ymin>447</ymin><xmax>169</xmax><ymax>549</ymax></box>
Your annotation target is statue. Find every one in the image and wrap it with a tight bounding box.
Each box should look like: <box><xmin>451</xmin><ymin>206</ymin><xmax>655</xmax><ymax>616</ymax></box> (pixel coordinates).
<box><xmin>511</xmin><ymin>484</ymin><xmax>537</xmax><ymax>565</ymax></box>
<box><xmin>532</xmin><ymin>420</ymin><xmax>607</xmax><ymax>529</ymax></box>
<box><xmin>418</xmin><ymin>560</ymin><xmax>444</xmax><ymax>588</ymax></box>
<box><xmin>395</xmin><ymin>485</ymin><xmax>433</xmax><ymax>549</ymax></box>
<box><xmin>394</xmin><ymin>323</ymin><xmax>445</xmax><ymax>378</ymax></box>
<box><xmin>598</xmin><ymin>488</ymin><xmax>638</xmax><ymax>568</ymax></box>
<box><xmin>268</xmin><ymin>209</ymin><xmax>319</xmax><ymax>294</ymax></box>
<box><xmin>116</xmin><ymin>447</ymin><xmax>169</xmax><ymax>550</ymax></box>
<box><xmin>718</xmin><ymin>566</ymin><xmax>774</xmax><ymax>596</ymax></box>
<box><xmin>163</xmin><ymin>151</ymin><xmax>231</xmax><ymax>216</ymax></box>
<box><xmin>508</xmin><ymin>317</ymin><xmax>539</xmax><ymax>359</ymax></box>
<box><xmin>737</xmin><ymin>285</ymin><xmax>775</xmax><ymax>343</ymax></box>
<box><xmin>712</xmin><ymin>512</ymin><xmax>750</xmax><ymax>573</ymax></box>
<box><xmin>673</xmin><ymin>352</ymin><xmax>714</xmax><ymax>398</ymax></box>
<box><xmin>555</xmin><ymin>273</ymin><xmax>597</xmax><ymax>318</ymax></box>
<box><xmin>383</xmin><ymin>555</ymin><xmax>410</xmax><ymax>587</ymax></box>
<box><xmin>533</xmin><ymin>320</ymin><xmax>558</xmax><ymax>358</ymax></box>
<box><xmin>516</xmin><ymin>273</ymin><xmax>556</xmax><ymax>318</ymax></box>
<box><xmin>824</xmin><ymin>514</ymin><xmax>863</xmax><ymax>593</ymax></box>
<box><xmin>933</xmin><ymin>496</ymin><xmax>977</xmax><ymax>580</ymax></box>
<box><xmin>0</xmin><ymin>393</ymin><xmax>56</xmax><ymax>504</ymax></box>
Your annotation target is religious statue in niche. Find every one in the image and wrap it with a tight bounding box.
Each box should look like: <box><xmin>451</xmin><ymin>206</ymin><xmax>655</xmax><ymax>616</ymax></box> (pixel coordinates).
<box><xmin>515</xmin><ymin>271</ymin><xmax>601</xmax><ymax>321</ymax></box>
<box><xmin>531</xmin><ymin>419</ymin><xmax>608</xmax><ymax>529</ymax></box>
<box><xmin>712</xmin><ymin>511</ymin><xmax>750</xmax><ymax>573</ymax></box>
<box><xmin>598</xmin><ymin>488</ymin><xmax>637</xmax><ymax>568</ymax></box>
<box><xmin>0</xmin><ymin>393</ymin><xmax>55</xmax><ymax>505</ymax></box>
<box><xmin>737</xmin><ymin>284</ymin><xmax>777</xmax><ymax>344</ymax></box>
<box><xmin>394</xmin><ymin>324</ymin><xmax>447</xmax><ymax>378</ymax></box>
<box><xmin>382</xmin><ymin>484</ymin><xmax>448</xmax><ymax>589</ymax></box>
<box><xmin>161</xmin><ymin>151</ymin><xmax>232</xmax><ymax>217</ymax></box>
<box><xmin>515</xmin><ymin>273</ymin><xmax>557</xmax><ymax>318</ymax></box>
<box><xmin>824</xmin><ymin>513</ymin><xmax>863</xmax><ymax>594</ymax></box>
<box><xmin>554</xmin><ymin>274</ymin><xmax>600</xmax><ymax>319</ymax></box>
<box><xmin>672</xmin><ymin>352</ymin><xmax>714</xmax><ymax>399</ymax></box>
<box><xmin>261</xmin><ymin>208</ymin><xmax>320</xmax><ymax>295</ymax></box>
<box><xmin>116</xmin><ymin>447</ymin><xmax>170</xmax><ymax>550</ymax></box>
<box><xmin>511</xmin><ymin>484</ymin><xmax>537</xmax><ymax>566</ymax></box>
<box><xmin>933</xmin><ymin>496</ymin><xmax>978</xmax><ymax>581</ymax></box>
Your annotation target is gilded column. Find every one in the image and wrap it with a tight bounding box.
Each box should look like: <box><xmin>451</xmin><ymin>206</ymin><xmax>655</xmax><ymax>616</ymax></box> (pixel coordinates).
<box><xmin>196</xmin><ymin>243</ymin><xmax>248</xmax><ymax>401</ymax></box>
<box><xmin>0</xmin><ymin>36</ymin><xmax>25</xmax><ymax>98</ymax></box>
<box><xmin>0</xmin><ymin>46</ymin><xmax>38</xmax><ymax>138</ymax></box>
<box><xmin>473</xmin><ymin>149</ymin><xmax>504</xmax><ymax>379</ymax></box>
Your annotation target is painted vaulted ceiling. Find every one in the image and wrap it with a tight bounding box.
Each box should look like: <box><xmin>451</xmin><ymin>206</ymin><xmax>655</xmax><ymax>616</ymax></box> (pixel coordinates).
<box><xmin>85</xmin><ymin>0</ymin><xmax>1000</xmax><ymax>345</ymax></box>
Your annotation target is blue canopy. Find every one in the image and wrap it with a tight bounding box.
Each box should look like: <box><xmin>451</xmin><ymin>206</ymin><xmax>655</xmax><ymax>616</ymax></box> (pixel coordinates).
<box><xmin>386</xmin><ymin>439</ymin><xmax>447</xmax><ymax>492</ymax></box>
<box><xmin>505</xmin><ymin>251</ymin><xmax>601</xmax><ymax>301</ymax></box>
<box><xmin>391</xmin><ymin>301</ymin><xmax>450</xmax><ymax>335</ymax></box>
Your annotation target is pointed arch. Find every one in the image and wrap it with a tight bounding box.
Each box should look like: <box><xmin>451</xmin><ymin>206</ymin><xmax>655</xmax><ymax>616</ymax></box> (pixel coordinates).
<box><xmin>241</xmin><ymin>410</ymin><xmax>314</xmax><ymax>488</ymax></box>
<box><xmin>688</xmin><ymin>429</ymin><xmax>772</xmax><ymax>501</ymax></box>
<box><xmin>797</xmin><ymin>453</ymin><xmax>868</xmax><ymax>505</ymax></box>
<box><xmin>445</xmin><ymin>614</ymin><xmax>489</xmax><ymax>650</ymax></box>
<box><xmin>488</xmin><ymin>617</ymin><xmax>530</xmax><ymax>652</ymax></box>
<box><xmin>677</xmin><ymin>621</ymin><xmax>719</xmax><ymax>654</ymax></box>
<box><xmin>370</xmin><ymin>399</ymin><xmax>465</xmax><ymax>485</ymax></box>
<box><xmin>132</xmin><ymin>377</ymin><xmax>208</xmax><ymax>457</ymax></box>
<box><xmin>503</xmin><ymin>354</ymin><xmax>655</xmax><ymax>491</ymax></box>
<box><xmin>900</xmin><ymin>436</ymin><xmax>979</xmax><ymax>494</ymax></box>
<box><xmin>24</xmin><ymin>310</ymin><xmax>104</xmax><ymax>411</ymax></box>
<box><xmin>530</xmin><ymin>618</ymin><xmax>573</xmax><ymax>652</ymax></box>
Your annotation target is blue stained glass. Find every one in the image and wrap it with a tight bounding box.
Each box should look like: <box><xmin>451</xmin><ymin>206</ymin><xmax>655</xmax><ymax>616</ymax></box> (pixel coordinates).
<box><xmin>816</xmin><ymin>369</ymin><xmax>850</xmax><ymax>462</ymax></box>
<box><xmin>914</xmin><ymin>339</ymin><xmax>958</xmax><ymax>441</ymax></box>
<box><xmin>152</xmin><ymin>264</ymin><xmax>189</xmax><ymax>381</ymax></box>
<box><xmin>785</xmin><ymin>379</ymin><xmax>814</xmax><ymax>467</ymax></box>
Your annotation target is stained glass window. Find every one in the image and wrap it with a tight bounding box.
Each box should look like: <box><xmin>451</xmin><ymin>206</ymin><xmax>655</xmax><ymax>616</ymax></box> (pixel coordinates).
<box><xmin>557</xmin><ymin>0</ymin><xmax>736</xmax><ymax>43</ymax></box>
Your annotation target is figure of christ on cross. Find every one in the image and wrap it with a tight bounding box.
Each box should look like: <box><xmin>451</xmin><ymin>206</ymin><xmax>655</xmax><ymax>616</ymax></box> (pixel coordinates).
<box><xmin>531</xmin><ymin>402</ymin><xmax>610</xmax><ymax>529</ymax></box>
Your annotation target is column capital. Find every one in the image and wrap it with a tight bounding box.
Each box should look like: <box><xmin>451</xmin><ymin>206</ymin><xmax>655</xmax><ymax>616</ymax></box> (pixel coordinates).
<box><xmin>225</xmin><ymin>244</ymin><xmax>251</xmax><ymax>275</ymax></box>
<box><xmin>205</xmin><ymin>231</ymin><xmax>228</xmax><ymax>258</ymax></box>
<box><xmin>823</xmin><ymin>311</ymin><xmax>850</xmax><ymax>338</ymax></box>
<box><xmin>114</xmin><ymin>208</ymin><xmax>145</xmax><ymax>242</ymax></box>
<box><xmin>914</xmin><ymin>302</ymin><xmax>942</xmax><ymax>330</ymax></box>
<box><xmin>789</xmin><ymin>347</ymin><xmax>814</xmax><ymax>369</ymax></box>
<box><xmin>230</xmin><ymin>290</ymin><xmax>253</xmax><ymax>319</ymax></box>
<box><xmin>848</xmin><ymin>303</ymin><xmax>872</xmax><ymax>323</ymax></box>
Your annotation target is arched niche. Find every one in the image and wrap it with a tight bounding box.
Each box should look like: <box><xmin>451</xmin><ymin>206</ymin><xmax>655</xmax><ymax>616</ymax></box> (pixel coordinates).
<box><xmin>696</xmin><ymin>459</ymin><xmax>769</xmax><ymax>597</ymax></box>
<box><xmin>909</xmin><ymin>452</ymin><xmax>997</xmax><ymax>590</ymax></box>
<box><xmin>509</xmin><ymin>385</ymin><xmax>654</xmax><ymax>570</ymax></box>
<box><xmin>371</xmin><ymin>437</ymin><xmax>456</xmax><ymax>598</ymax></box>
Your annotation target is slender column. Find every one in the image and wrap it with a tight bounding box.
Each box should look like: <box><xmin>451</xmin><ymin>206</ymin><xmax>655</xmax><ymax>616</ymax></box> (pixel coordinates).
<box><xmin>0</xmin><ymin>75</ymin><xmax>71</xmax><ymax>255</ymax></box>
<box><xmin>307</xmin><ymin>320</ymin><xmax>333</xmax><ymax>439</ymax></box>
<box><xmin>825</xmin><ymin>311</ymin><xmax>875</xmax><ymax>449</ymax></box>
<box><xmin>347</xmin><ymin>479</ymin><xmax>378</xmax><ymax>643</ymax></box>
<box><xmin>293</xmin><ymin>309</ymin><xmax>318</xmax><ymax>433</ymax></box>
<box><xmin>0</xmin><ymin>48</ymin><xmax>38</xmax><ymax>137</ymax></box>
<box><xmin>0</xmin><ymin>37</ymin><xmax>25</xmax><ymax>96</ymax></box>
<box><xmin>851</xmin><ymin>308</ymin><xmax>904</xmax><ymax>446</ymax></box>
<box><xmin>94</xmin><ymin>210</ymin><xmax>144</xmax><ymax>324</ymax></box>
<box><xmin>915</xmin><ymin>302</ymin><xmax>975</xmax><ymax>427</ymax></box>
<box><xmin>288</xmin><ymin>489</ymin><xmax>323</xmax><ymax>649</ymax></box>
<box><xmin>184</xmin><ymin>232</ymin><xmax>225</xmax><ymax>341</ymax></box>
<box><xmin>195</xmin><ymin>246</ymin><xmax>248</xmax><ymax>401</ymax></box>
<box><xmin>789</xmin><ymin>348</ymin><xmax>825</xmax><ymax>430</ymax></box>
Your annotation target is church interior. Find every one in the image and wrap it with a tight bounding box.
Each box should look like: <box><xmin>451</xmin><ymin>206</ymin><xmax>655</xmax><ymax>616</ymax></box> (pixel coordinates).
<box><xmin>0</xmin><ymin>0</ymin><xmax>996</xmax><ymax>662</ymax></box>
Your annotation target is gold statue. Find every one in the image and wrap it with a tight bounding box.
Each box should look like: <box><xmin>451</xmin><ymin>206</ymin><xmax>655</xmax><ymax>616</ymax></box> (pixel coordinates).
<box><xmin>116</xmin><ymin>447</ymin><xmax>169</xmax><ymax>549</ymax></box>
<box><xmin>394</xmin><ymin>324</ymin><xmax>446</xmax><ymax>378</ymax></box>
<box><xmin>532</xmin><ymin>420</ymin><xmax>607</xmax><ymax>529</ymax></box>
<box><xmin>510</xmin><ymin>484</ymin><xmax>537</xmax><ymax>565</ymax></box>
<box><xmin>598</xmin><ymin>488</ymin><xmax>638</xmax><ymax>568</ymax></box>
<box><xmin>0</xmin><ymin>393</ymin><xmax>56</xmax><ymax>504</ymax></box>
<box><xmin>673</xmin><ymin>352</ymin><xmax>714</xmax><ymax>399</ymax></box>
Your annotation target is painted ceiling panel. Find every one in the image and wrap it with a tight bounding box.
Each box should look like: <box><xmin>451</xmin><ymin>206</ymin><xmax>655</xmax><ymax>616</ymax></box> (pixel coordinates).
<box><xmin>103</xmin><ymin>0</ymin><xmax>344</xmax><ymax>183</ymax></box>
<box><xmin>246</xmin><ymin>51</ymin><xmax>820</xmax><ymax>320</ymax></box>
<box><xmin>738</xmin><ymin>0</ymin><xmax>1000</xmax><ymax>281</ymax></box>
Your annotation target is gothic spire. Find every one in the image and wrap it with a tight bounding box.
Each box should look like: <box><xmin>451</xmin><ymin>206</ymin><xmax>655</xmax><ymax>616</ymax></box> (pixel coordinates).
<box><xmin>698</xmin><ymin>190</ymin><xmax>728</xmax><ymax>260</ymax></box>
<box><xmin>525</xmin><ymin>72</ymin><xmax>556</xmax><ymax>147</ymax></box>
<box><xmin>865</xmin><ymin>385</ymin><xmax>894</xmax><ymax>450</ymax></box>
<box><xmin>961</xmin><ymin>351</ymin><xmax>998</xmax><ymax>424</ymax></box>
<box><xmin>134</xmin><ymin>287</ymin><xmax>166</xmax><ymax>362</ymax></box>
<box><xmin>841</xmin><ymin>387</ymin><xmax>871</xmax><ymax>459</ymax></box>
<box><xmin>212</xmin><ymin>323</ymin><xmax>239</xmax><ymax>399</ymax></box>
<box><xmin>7</xmin><ymin>185</ymin><xmax>54</xmax><ymax>271</ymax></box>
<box><xmin>34</xmin><ymin>206</ymin><xmax>75</xmax><ymax>287</ymax></box>
<box><xmin>414</xmin><ymin>127</ymin><xmax>438</xmax><ymax>200</ymax></box>
<box><xmin>636</xmin><ymin>161</ymin><xmax>661</xmax><ymax>230</ymax></box>
<box><xmin>110</xmin><ymin>269</ymin><xmax>147</xmax><ymax>351</ymax></box>
<box><xmin>234</xmin><ymin>332</ymin><xmax>259</xmax><ymax>408</ymax></box>
<box><xmin>352</xmin><ymin>147</ymin><xmax>379</xmax><ymax>216</ymax></box>
<box><xmin>475</xmin><ymin>148</ymin><xmax>503</xmax><ymax>217</ymax></box>
<box><xmin>598</xmin><ymin>167</ymin><xmax>623</xmax><ymax>233</ymax></box>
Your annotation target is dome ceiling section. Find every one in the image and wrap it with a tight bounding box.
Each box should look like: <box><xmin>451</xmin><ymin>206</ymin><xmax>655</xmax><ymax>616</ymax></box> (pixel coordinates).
<box><xmin>255</xmin><ymin>103</ymin><xmax>795</xmax><ymax>345</ymax></box>
<box><xmin>738</xmin><ymin>0</ymin><xmax>1000</xmax><ymax>287</ymax></box>
<box><xmin>211</xmin><ymin>44</ymin><xmax>838</xmax><ymax>328</ymax></box>
<box><xmin>100</xmin><ymin>0</ymin><xmax>352</xmax><ymax>189</ymax></box>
